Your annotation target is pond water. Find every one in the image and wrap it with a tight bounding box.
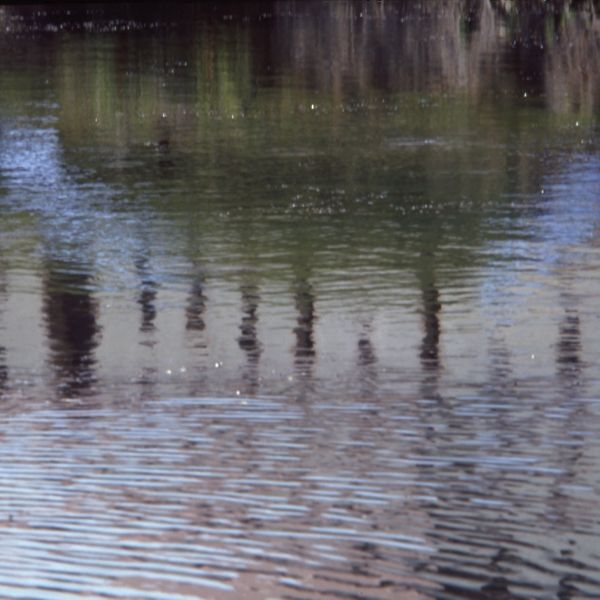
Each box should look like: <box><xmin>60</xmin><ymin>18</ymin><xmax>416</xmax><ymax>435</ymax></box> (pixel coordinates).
<box><xmin>1</xmin><ymin>2</ymin><xmax>600</xmax><ymax>598</ymax></box>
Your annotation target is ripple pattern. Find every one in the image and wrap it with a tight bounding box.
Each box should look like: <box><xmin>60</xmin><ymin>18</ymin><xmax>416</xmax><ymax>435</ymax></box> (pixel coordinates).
<box><xmin>1</xmin><ymin>394</ymin><xmax>599</xmax><ymax>598</ymax></box>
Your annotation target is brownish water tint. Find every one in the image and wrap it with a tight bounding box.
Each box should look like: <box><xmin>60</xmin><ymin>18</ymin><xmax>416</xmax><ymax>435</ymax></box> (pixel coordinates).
<box><xmin>1</xmin><ymin>2</ymin><xmax>600</xmax><ymax>598</ymax></box>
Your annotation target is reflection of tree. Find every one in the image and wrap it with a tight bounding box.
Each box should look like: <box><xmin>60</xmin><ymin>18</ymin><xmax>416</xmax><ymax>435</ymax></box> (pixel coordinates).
<box><xmin>420</xmin><ymin>285</ymin><xmax>441</xmax><ymax>370</ymax></box>
<box><xmin>0</xmin><ymin>267</ymin><xmax>6</xmax><ymax>392</ymax></box>
<box><xmin>288</xmin><ymin>274</ymin><xmax>317</xmax><ymax>401</ymax></box>
<box><xmin>2</xmin><ymin>0</ymin><xmax>599</xmax><ymax>134</ymax></box>
<box><xmin>2</xmin><ymin>0</ymin><xmax>598</xmax><ymax>401</ymax></box>
<box><xmin>416</xmin><ymin>238</ymin><xmax>443</xmax><ymax>401</ymax></box>
<box><xmin>0</xmin><ymin>347</ymin><xmax>6</xmax><ymax>393</ymax></box>
<box><xmin>357</xmin><ymin>325</ymin><xmax>378</xmax><ymax>397</ymax></box>
<box><xmin>43</xmin><ymin>262</ymin><xmax>100</xmax><ymax>397</ymax></box>
<box><xmin>293</xmin><ymin>279</ymin><xmax>316</xmax><ymax>364</ymax></box>
<box><xmin>557</xmin><ymin>308</ymin><xmax>582</xmax><ymax>386</ymax></box>
<box><xmin>238</xmin><ymin>282</ymin><xmax>262</xmax><ymax>395</ymax></box>
<box><xmin>183</xmin><ymin>272</ymin><xmax>209</xmax><ymax>398</ymax></box>
<box><xmin>546</xmin><ymin>286</ymin><xmax>587</xmax><ymax>562</ymax></box>
<box><xmin>135</xmin><ymin>256</ymin><xmax>158</xmax><ymax>334</ymax></box>
<box><xmin>267</xmin><ymin>0</ymin><xmax>599</xmax><ymax>108</ymax></box>
<box><xmin>544</xmin><ymin>8</ymin><xmax>600</xmax><ymax>117</ymax></box>
<box><xmin>186</xmin><ymin>275</ymin><xmax>207</xmax><ymax>333</ymax></box>
<box><xmin>292</xmin><ymin>276</ymin><xmax>316</xmax><ymax>393</ymax></box>
<box><xmin>0</xmin><ymin>0</ymin><xmax>588</xmax><ymax>298</ymax></box>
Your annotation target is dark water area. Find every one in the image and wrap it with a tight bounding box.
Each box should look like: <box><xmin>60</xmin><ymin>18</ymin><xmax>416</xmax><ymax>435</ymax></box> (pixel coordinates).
<box><xmin>1</xmin><ymin>1</ymin><xmax>600</xmax><ymax>598</ymax></box>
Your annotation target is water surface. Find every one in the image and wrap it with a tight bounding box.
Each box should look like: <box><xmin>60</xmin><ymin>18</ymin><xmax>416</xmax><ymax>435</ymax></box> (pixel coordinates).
<box><xmin>1</xmin><ymin>2</ymin><xmax>600</xmax><ymax>598</ymax></box>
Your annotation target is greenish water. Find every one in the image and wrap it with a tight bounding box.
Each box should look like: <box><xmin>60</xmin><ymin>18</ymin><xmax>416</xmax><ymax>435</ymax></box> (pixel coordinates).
<box><xmin>1</xmin><ymin>2</ymin><xmax>600</xmax><ymax>598</ymax></box>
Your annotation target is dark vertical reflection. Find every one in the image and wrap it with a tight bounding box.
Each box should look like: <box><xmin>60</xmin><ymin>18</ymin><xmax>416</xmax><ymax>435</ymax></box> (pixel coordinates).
<box><xmin>184</xmin><ymin>272</ymin><xmax>208</xmax><ymax>396</ymax></box>
<box><xmin>420</xmin><ymin>284</ymin><xmax>441</xmax><ymax>367</ymax></box>
<box><xmin>418</xmin><ymin>262</ymin><xmax>442</xmax><ymax>401</ymax></box>
<box><xmin>462</xmin><ymin>0</ymin><xmax>482</xmax><ymax>39</ymax></box>
<box><xmin>547</xmin><ymin>292</ymin><xmax>586</xmax><ymax>567</ymax></box>
<box><xmin>154</xmin><ymin>118</ymin><xmax>175</xmax><ymax>172</ymax></box>
<box><xmin>238</xmin><ymin>282</ymin><xmax>262</xmax><ymax>395</ymax></box>
<box><xmin>43</xmin><ymin>261</ymin><xmax>100</xmax><ymax>398</ymax></box>
<box><xmin>292</xmin><ymin>273</ymin><xmax>317</xmax><ymax>400</ymax></box>
<box><xmin>557</xmin><ymin>307</ymin><xmax>582</xmax><ymax>389</ymax></box>
<box><xmin>186</xmin><ymin>274</ymin><xmax>207</xmax><ymax>334</ymax></box>
<box><xmin>486</xmin><ymin>334</ymin><xmax>523</xmax><ymax>435</ymax></box>
<box><xmin>292</xmin><ymin>276</ymin><xmax>316</xmax><ymax>392</ymax></box>
<box><xmin>0</xmin><ymin>266</ymin><xmax>6</xmax><ymax>393</ymax></box>
<box><xmin>488</xmin><ymin>337</ymin><xmax>513</xmax><ymax>390</ymax></box>
<box><xmin>0</xmin><ymin>346</ymin><xmax>6</xmax><ymax>393</ymax></box>
<box><xmin>135</xmin><ymin>256</ymin><xmax>158</xmax><ymax>335</ymax></box>
<box><xmin>357</xmin><ymin>324</ymin><xmax>377</xmax><ymax>397</ymax></box>
<box><xmin>137</xmin><ymin>366</ymin><xmax>159</xmax><ymax>401</ymax></box>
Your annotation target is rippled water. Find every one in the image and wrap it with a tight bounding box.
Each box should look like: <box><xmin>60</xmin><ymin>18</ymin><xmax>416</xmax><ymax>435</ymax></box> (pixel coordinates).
<box><xmin>1</xmin><ymin>2</ymin><xmax>600</xmax><ymax>598</ymax></box>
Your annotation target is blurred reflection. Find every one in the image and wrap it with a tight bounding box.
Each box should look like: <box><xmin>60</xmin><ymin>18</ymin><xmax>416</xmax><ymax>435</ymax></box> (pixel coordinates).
<box><xmin>357</xmin><ymin>324</ymin><xmax>378</xmax><ymax>397</ymax></box>
<box><xmin>270</xmin><ymin>1</ymin><xmax>481</xmax><ymax>95</ymax></box>
<box><xmin>0</xmin><ymin>3</ymin><xmax>599</xmax><ymax>599</ymax></box>
<box><xmin>0</xmin><ymin>346</ymin><xmax>6</xmax><ymax>393</ymax></box>
<box><xmin>0</xmin><ymin>268</ymin><xmax>6</xmax><ymax>392</ymax></box>
<box><xmin>419</xmin><ymin>264</ymin><xmax>442</xmax><ymax>402</ymax></box>
<box><xmin>43</xmin><ymin>262</ymin><xmax>100</xmax><ymax>397</ymax></box>
<box><xmin>420</xmin><ymin>284</ymin><xmax>441</xmax><ymax>369</ymax></box>
<box><xmin>238</xmin><ymin>282</ymin><xmax>262</xmax><ymax>394</ymax></box>
<box><xmin>292</xmin><ymin>276</ymin><xmax>316</xmax><ymax>387</ymax></box>
<box><xmin>135</xmin><ymin>256</ymin><xmax>158</xmax><ymax>335</ymax></box>
<box><xmin>137</xmin><ymin>366</ymin><xmax>159</xmax><ymax>401</ymax></box>
<box><xmin>486</xmin><ymin>335</ymin><xmax>521</xmax><ymax>441</ymax></box>
<box><xmin>184</xmin><ymin>273</ymin><xmax>208</xmax><ymax>395</ymax></box>
<box><xmin>153</xmin><ymin>119</ymin><xmax>175</xmax><ymax>172</ymax></box>
<box><xmin>1</xmin><ymin>0</ymin><xmax>599</xmax><ymax>136</ymax></box>
<box><xmin>547</xmin><ymin>293</ymin><xmax>588</xmax><ymax>600</ymax></box>
<box><xmin>186</xmin><ymin>274</ymin><xmax>207</xmax><ymax>333</ymax></box>
<box><xmin>488</xmin><ymin>336</ymin><xmax>513</xmax><ymax>390</ymax></box>
<box><xmin>557</xmin><ymin>307</ymin><xmax>582</xmax><ymax>389</ymax></box>
<box><xmin>293</xmin><ymin>275</ymin><xmax>316</xmax><ymax>399</ymax></box>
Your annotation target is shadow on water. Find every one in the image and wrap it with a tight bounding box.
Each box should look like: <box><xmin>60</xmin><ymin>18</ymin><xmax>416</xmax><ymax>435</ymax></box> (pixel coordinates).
<box><xmin>42</xmin><ymin>261</ymin><xmax>100</xmax><ymax>398</ymax></box>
